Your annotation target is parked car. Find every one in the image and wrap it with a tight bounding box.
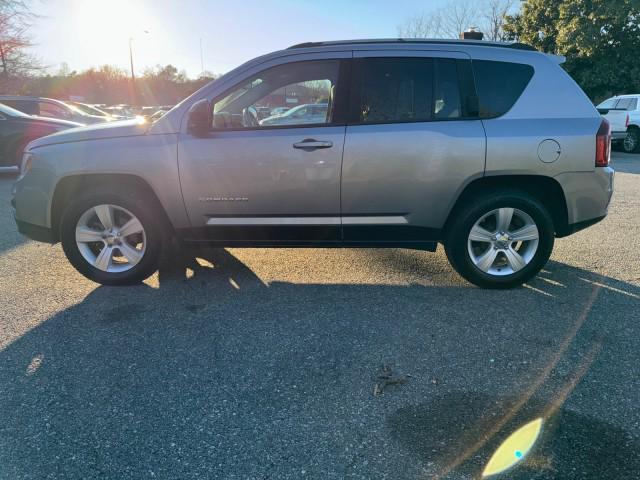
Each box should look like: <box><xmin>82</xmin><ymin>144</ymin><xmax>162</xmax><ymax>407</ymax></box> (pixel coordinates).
<box><xmin>149</xmin><ymin>110</ymin><xmax>167</xmax><ymax>121</ymax></box>
<box><xmin>103</xmin><ymin>105</ymin><xmax>136</xmax><ymax>119</ymax></box>
<box><xmin>0</xmin><ymin>102</ymin><xmax>82</xmax><ymax>173</ymax></box>
<box><xmin>596</xmin><ymin>94</ymin><xmax>640</xmax><ymax>153</ymax></box>
<box><xmin>70</xmin><ymin>102</ymin><xmax>117</xmax><ymax>120</ymax></box>
<box><xmin>256</xmin><ymin>106</ymin><xmax>272</xmax><ymax>120</ymax></box>
<box><xmin>260</xmin><ymin>103</ymin><xmax>328</xmax><ymax>126</ymax></box>
<box><xmin>0</xmin><ymin>96</ymin><xmax>109</xmax><ymax>125</ymax></box>
<box><xmin>270</xmin><ymin>106</ymin><xmax>291</xmax><ymax>116</ymax></box>
<box><xmin>12</xmin><ymin>39</ymin><xmax>614</xmax><ymax>288</ymax></box>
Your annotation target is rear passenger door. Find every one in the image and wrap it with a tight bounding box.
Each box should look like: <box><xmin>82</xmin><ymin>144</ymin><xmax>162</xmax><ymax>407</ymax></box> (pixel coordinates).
<box><xmin>608</xmin><ymin>98</ymin><xmax>636</xmax><ymax>133</ymax></box>
<box><xmin>341</xmin><ymin>51</ymin><xmax>486</xmax><ymax>243</ymax></box>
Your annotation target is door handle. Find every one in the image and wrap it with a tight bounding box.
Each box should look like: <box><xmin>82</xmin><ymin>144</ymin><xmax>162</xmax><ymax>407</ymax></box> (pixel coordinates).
<box><xmin>293</xmin><ymin>139</ymin><xmax>333</xmax><ymax>151</ymax></box>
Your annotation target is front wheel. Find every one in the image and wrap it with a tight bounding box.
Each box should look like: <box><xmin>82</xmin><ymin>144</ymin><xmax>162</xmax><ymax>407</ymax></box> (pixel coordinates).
<box><xmin>60</xmin><ymin>188</ymin><xmax>165</xmax><ymax>285</ymax></box>
<box><xmin>444</xmin><ymin>191</ymin><xmax>554</xmax><ymax>289</ymax></box>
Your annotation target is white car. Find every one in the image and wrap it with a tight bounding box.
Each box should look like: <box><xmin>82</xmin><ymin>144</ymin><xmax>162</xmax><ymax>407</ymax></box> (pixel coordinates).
<box><xmin>259</xmin><ymin>103</ymin><xmax>328</xmax><ymax>126</ymax></box>
<box><xmin>596</xmin><ymin>94</ymin><xmax>640</xmax><ymax>153</ymax></box>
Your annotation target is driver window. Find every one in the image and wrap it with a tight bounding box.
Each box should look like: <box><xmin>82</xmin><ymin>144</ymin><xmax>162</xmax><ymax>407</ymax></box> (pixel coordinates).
<box><xmin>212</xmin><ymin>60</ymin><xmax>339</xmax><ymax>130</ymax></box>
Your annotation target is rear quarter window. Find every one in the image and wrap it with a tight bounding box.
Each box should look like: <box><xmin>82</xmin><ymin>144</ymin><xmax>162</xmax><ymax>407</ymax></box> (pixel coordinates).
<box><xmin>472</xmin><ymin>60</ymin><xmax>534</xmax><ymax>118</ymax></box>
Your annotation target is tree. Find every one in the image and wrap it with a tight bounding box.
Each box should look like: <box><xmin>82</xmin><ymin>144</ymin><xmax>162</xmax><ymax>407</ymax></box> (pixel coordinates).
<box><xmin>398</xmin><ymin>0</ymin><xmax>472</xmax><ymax>38</ymax></box>
<box><xmin>503</xmin><ymin>0</ymin><xmax>640</xmax><ymax>100</ymax></box>
<box><xmin>397</xmin><ymin>11</ymin><xmax>443</xmax><ymax>38</ymax></box>
<box><xmin>483</xmin><ymin>0</ymin><xmax>516</xmax><ymax>41</ymax></box>
<box><xmin>0</xmin><ymin>0</ymin><xmax>39</xmax><ymax>78</ymax></box>
<box><xmin>503</xmin><ymin>0</ymin><xmax>562</xmax><ymax>52</ymax></box>
<box><xmin>398</xmin><ymin>0</ymin><xmax>516</xmax><ymax>40</ymax></box>
<box><xmin>441</xmin><ymin>1</ymin><xmax>477</xmax><ymax>38</ymax></box>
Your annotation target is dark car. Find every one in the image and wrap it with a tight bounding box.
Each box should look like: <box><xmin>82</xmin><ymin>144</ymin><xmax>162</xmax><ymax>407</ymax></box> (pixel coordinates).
<box><xmin>0</xmin><ymin>102</ymin><xmax>82</xmax><ymax>173</ymax></box>
<box><xmin>0</xmin><ymin>95</ymin><xmax>108</xmax><ymax>125</ymax></box>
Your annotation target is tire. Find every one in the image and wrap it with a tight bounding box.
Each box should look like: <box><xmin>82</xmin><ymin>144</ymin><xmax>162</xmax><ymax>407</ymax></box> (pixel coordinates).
<box><xmin>60</xmin><ymin>186</ymin><xmax>166</xmax><ymax>285</ymax></box>
<box><xmin>444</xmin><ymin>190</ymin><xmax>554</xmax><ymax>289</ymax></box>
<box><xmin>623</xmin><ymin>128</ymin><xmax>640</xmax><ymax>153</ymax></box>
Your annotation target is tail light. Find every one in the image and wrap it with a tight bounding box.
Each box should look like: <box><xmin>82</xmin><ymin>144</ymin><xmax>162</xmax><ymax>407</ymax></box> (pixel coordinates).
<box><xmin>596</xmin><ymin>118</ymin><xmax>611</xmax><ymax>167</ymax></box>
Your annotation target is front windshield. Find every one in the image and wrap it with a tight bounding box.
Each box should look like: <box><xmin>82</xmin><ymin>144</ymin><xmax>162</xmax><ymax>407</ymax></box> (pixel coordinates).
<box><xmin>597</xmin><ymin>97</ymin><xmax>618</xmax><ymax>109</ymax></box>
<box><xmin>0</xmin><ymin>102</ymin><xmax>32</xmax><ymax>118</ymax></box>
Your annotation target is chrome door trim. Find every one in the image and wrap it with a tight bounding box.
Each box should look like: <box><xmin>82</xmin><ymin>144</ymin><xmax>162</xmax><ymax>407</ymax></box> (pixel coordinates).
<box><xmin>205</xmin><ymin>215</ymin><xmax>409</xmax><ymax>226</ymax></box>
<box><xmin>206</xmin><ymin>217</ymin><xmax>341</xmax><ymax>226</ymax></box>
<box><xmin>342</xmin><ymin>216</ymin><xmax>408</xmax><ymax>225</ymax></box>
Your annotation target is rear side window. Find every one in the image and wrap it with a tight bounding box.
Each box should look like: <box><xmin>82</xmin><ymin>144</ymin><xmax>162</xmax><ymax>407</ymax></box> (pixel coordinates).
<box><xmin>434</xmin><ymin>59</ymin><xmax>461</xmax><ymax>119</ymax></box>
<box><xmin>355</xmin><ymin>57</ymin><xmax>434</xmax><ymax>124</ymax></box>
<box><xmin>3</xmin><ymin>100</ymin><xmax>38</xmax><ymax>115</ymax></box>
<box><xmin>472</xmin><ymin>60</ymin><xmax>534</xmax><ymax>118</ymax></box>
<box><xmin>352</xmin><ymin>57</ymin><xmax>467</xmax><ymax>124</ymax></box>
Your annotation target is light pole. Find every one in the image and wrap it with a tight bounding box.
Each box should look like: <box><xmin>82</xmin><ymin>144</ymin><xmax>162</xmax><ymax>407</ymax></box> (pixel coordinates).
<box><xmin>200</xmin><ymin>37</ymin><xmax>204</xmax><ymax>75</ymax></box>
<box><xmin>129</xmin><ymin>37</ymin><xmax>135</xmax><ymax>83</ymax></box>
<box><xmin>128</xmin><ymin>31</ymin><xmax>149</xmax><ymax>106</ymax></box>
<box><xmin>128</xmin><ymin>37</ymin><xmax>137</xmax><ymax>106</ymax></box>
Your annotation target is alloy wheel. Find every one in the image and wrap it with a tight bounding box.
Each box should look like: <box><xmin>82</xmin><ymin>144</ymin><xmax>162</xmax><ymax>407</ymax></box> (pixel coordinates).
<box><xmin>75</xmin><ymin>204</ymin><xmax>146</xmax><ymax>273</ymax></box>
<box><xmin>467</xmin><ymin>208</ymin><xmax>539</xmax><ymax>276</ymax></box>
<box><xmin>624</xmin><ymin>130</ymin><xmax>638</xmax><ymax>153</ymax></box>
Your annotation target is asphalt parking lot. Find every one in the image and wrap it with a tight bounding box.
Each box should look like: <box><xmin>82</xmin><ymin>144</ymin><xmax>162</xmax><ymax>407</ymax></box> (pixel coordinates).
<box><xmin>0</xmin><ymin>152</ymin><xmax>638</xmax><ymax>479</ymax></box>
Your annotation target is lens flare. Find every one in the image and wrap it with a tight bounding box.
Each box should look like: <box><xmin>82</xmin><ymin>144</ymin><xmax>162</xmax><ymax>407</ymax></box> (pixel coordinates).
<box><xmin>482</xmin><ymin>418</ymin><xmax>543</xmax><ymax>477</ymax></box>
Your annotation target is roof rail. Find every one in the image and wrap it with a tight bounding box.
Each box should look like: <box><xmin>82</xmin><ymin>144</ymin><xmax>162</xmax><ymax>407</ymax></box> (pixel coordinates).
<box><xmin>287</xmin><ymin>38</ymin><xmax>537</xmax><ymax>52</ymax></box>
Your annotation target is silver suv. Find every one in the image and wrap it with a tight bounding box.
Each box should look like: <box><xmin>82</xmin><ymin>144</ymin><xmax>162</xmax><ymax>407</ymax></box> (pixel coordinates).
<box><xmin>12</xmin><ymin>39</ymin><xmax>614</xmax><ymax>288</ymax></box>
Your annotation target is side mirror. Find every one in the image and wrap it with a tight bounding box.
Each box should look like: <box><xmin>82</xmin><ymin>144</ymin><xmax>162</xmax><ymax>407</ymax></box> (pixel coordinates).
<box><xmin>597</xmin><ymin>108</ymin><xmax>610</xmax><ymax>115</ymax></box>
<box><xmin>187</xmin><ymin>99</ymin><xmax>212</xmax><ymax>136</ymax></box>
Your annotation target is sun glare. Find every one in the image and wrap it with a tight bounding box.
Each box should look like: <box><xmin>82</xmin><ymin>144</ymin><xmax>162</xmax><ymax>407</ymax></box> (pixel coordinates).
<box><xmin>72</xmin><ymin>0</ymin><xmax>155</xmax><ymax>65</ymax></box>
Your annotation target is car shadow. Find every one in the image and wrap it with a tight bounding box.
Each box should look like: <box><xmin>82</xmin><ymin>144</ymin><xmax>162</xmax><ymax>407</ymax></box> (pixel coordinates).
<box><xmin>0</xmin><ymin>247</ymin><xmax>638</xmax><ymax>478</ymax></box>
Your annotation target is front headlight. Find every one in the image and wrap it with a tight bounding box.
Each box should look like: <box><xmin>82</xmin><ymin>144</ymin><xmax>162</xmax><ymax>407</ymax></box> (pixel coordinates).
<box><xmin>20</xmin><ymin>152</ymin><xmax>34</xmax><ymax>176</ymax></box>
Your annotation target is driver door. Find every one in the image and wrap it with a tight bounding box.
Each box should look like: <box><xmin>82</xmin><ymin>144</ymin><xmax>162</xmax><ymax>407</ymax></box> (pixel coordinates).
<box><xmin>178</xmin><ymin>58</ymin><xmax>349</xmax><ymax>242</ymax></box>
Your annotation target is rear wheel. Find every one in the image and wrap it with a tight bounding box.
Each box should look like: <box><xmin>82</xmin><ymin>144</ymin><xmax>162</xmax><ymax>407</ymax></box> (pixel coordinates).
<box><xmin>623</xmin><ymin>128</ymin><xmax>640</xmax><ymax>153</ymax></box>
<box><xmin>444</xmin><ymin>191</ymin><xmax>554</xmax><ymax>289</ymax></box>
<box><xmin>60</xmin><ymin>187</ymin><xmax>165</xmax><ymax>285</ymax></box>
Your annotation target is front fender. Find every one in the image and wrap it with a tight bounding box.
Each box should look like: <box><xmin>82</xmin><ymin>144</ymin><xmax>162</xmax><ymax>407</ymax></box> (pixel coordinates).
<box><xmin>14</xmin><ymin>134</ymin><xmax>190</xmax><ymax>231</ymax></box>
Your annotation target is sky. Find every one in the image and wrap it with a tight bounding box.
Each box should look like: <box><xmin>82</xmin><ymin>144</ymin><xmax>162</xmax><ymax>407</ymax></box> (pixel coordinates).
<box><xmin>28</xmin><ymin>0</ymin><xmax>453</xmax><ymax>78</ymax></box>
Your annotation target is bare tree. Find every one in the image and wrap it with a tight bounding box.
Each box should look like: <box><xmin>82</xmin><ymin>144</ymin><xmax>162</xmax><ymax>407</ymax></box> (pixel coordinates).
<box><xmin>481</xmin><ymin>0</ymin><xmax>515</xmax><ymax>41</ymax></box>
<box><xmin>440</xmin><ymin>1</ymin><xmax>478</xmax><ymax>38</ymax></box>
<box><xmin>0</xmin><ymin>0</ymin><xmax>39</xmax><ymax>78</ymax></box>
<box><xmin>397</xmin><ymin>11</ymin><xmax>443</xmax><ymax>38</ymax></box>
<box><xmin>398</xmin><ymin>0</ymin><xmax>480</xmax><ymax>39</ymax></box>
<box><xmin>397</xmin><ymin>0</ymin><xmax>517</xmax><ymax>40</ymax></box>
